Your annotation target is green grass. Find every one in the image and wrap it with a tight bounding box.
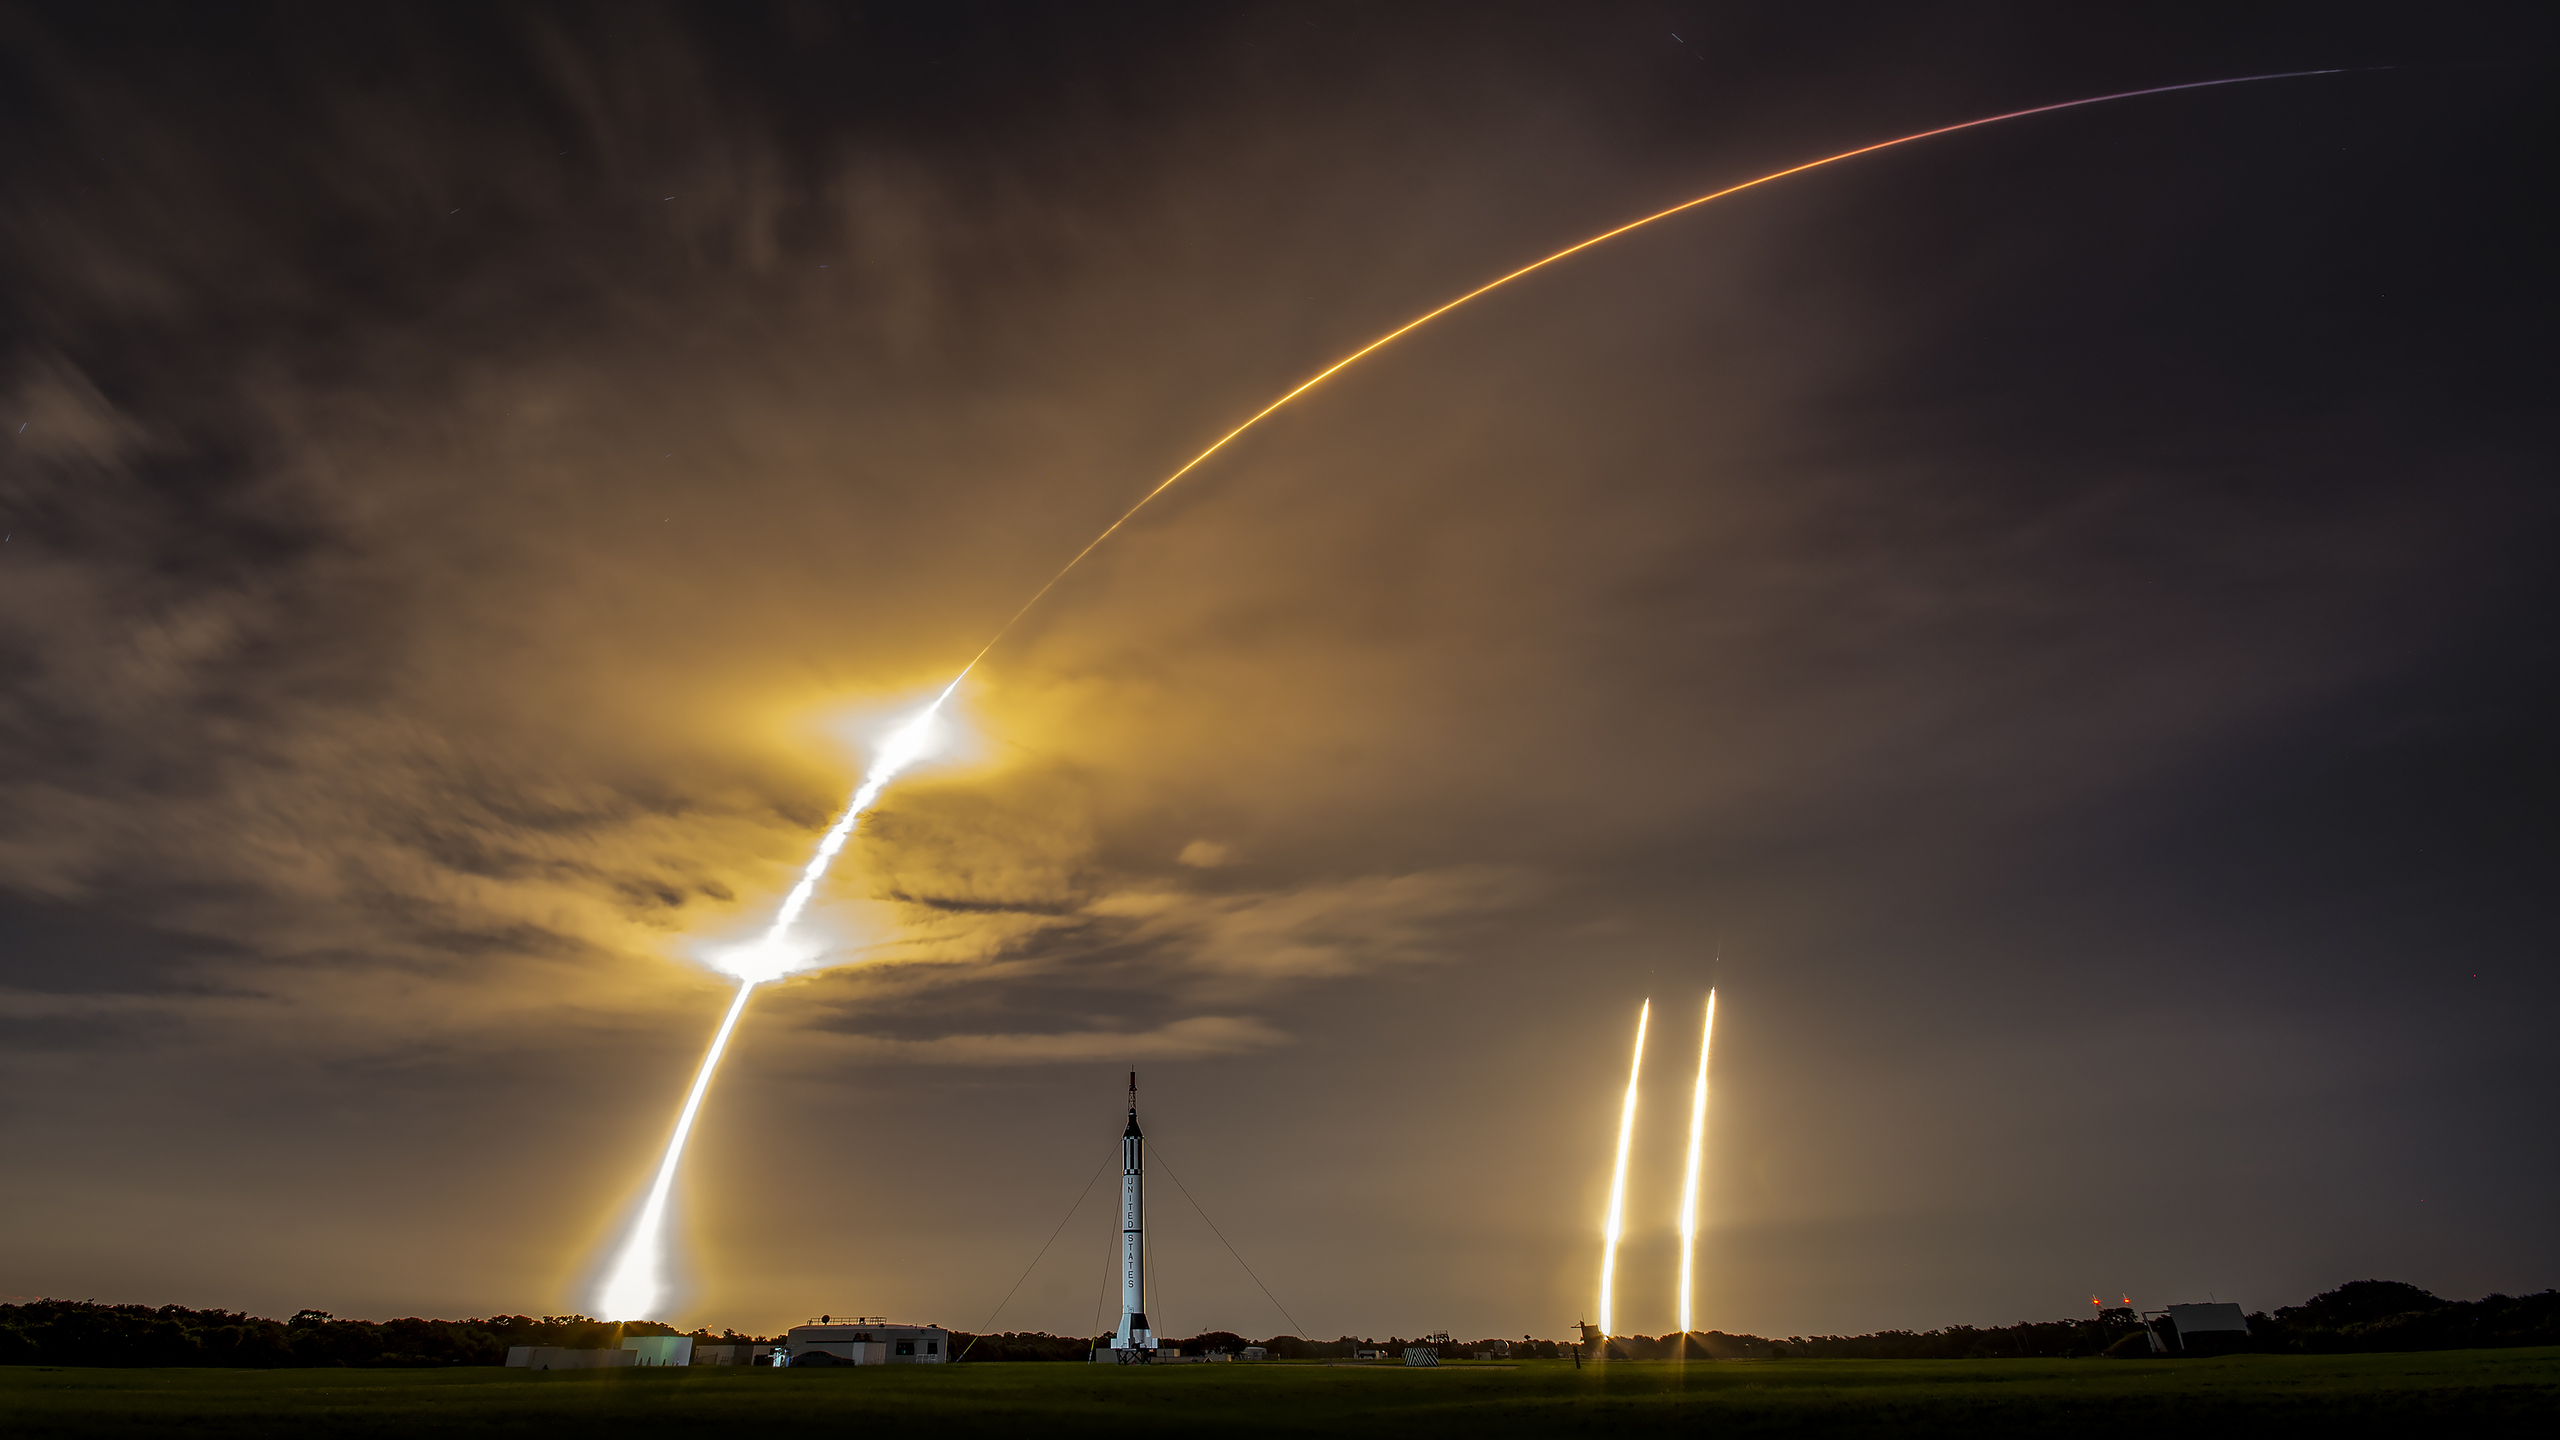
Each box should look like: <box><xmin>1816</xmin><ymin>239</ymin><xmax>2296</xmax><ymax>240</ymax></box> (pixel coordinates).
<box><xmin>4</xmin><ymin>1350</ymin><xmax>2555</xmax><ymax>1438</ymax></box>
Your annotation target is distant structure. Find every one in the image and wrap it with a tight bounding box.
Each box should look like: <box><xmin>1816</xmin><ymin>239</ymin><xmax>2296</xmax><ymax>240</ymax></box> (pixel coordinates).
<box><xmin>2142</xmin><ymin>1303</ymin><xmax>2252</xmax><ymax>1355</ymax></box>
<box><xmin>779</xmin><ymin>1318</ymin><xmax>949</xmax><ymax>1366</ymax></box>
<box><xmin>505</xmin><ymin>1346</ymin><xmax>633</xmax><ymax>1370</ymax></box>
<box><xmin>1104</xmin><ymin>1072</ymin><xmax>1158</xmax><ymax>1364</ymax></box>
<box><xmin>501</xmin><ymin>1339</ymin><xmax>775</xmax><ymax>1369</ymax></box>
<box><xmin>503</xmin><ymin>1335</ymin><xmax>697</xmax><ymax>1368</ymax></box>
<box><xmin>624</xmin><ymin>1335</ymin><xmax>693</xmax><ymax>1366</ymax></box>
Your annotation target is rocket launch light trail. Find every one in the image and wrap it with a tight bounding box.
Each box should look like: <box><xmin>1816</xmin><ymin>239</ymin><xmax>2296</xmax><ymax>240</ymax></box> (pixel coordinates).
<box><xmin>1598</xmin><ymin>1000</ymin><xmax>1648</xmax><ymax>1338</ymax></box>
<box><xmin>595</xmin><ymin>978</ymin><xmax>757</xmax><ymax>1321</ymax></box>
<box><xmin>594</xmin><ymin>68</ymin><xmax>2350</xmax><ymax>1320</ymax></box>
<box><xmin>1678</xmin><ymin>990</ymin><xmax>1716</xmax><ymax>1337</ymax></box>
<box><xmin>593</xmin><ymin>690</ymin><xmax>955</xmax><ymax>1319</ymax></box>
<box><xmin>934</xmin><ymin>72</ymin><xmax>2348</xmax><ymax>677</ymax></box>
<box><xmin>728</xmin><ymin>681</ymin><xmax>961</xmax><ymax>982</ymax></box>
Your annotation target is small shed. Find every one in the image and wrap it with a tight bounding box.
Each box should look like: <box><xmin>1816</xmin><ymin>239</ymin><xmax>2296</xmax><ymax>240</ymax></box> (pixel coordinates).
<box><xmin>2143</xmin><ymin>1303</ymin><xmax>2252</xmax><ymax>1354</ymax></box>
<box><xmin>623</xmin><ymin>1336</ymin><xmax>694</xmax><ymax>1366</ymax></box>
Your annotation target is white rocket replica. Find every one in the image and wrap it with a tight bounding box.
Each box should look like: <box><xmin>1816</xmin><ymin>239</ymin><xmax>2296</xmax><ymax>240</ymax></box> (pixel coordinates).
<box><xmin>1110</xmin><ymin>1071</ymin><xmax>1155</xmax><ymax>1361</ymax></box>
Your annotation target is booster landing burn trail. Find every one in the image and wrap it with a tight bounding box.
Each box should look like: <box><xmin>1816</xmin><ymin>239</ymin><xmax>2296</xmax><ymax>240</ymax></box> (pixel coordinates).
<box><xmin>590</xmin><ymin>68</ymin><xmax>2359</xmax><ymax>1322</ymax></box>
<box><xmin>1677</xmin><ymin>990</ymin><xmax>1716</xmax><ymax>1337</ymax></box>
<box><xmin>1598</xmin><ymin>1000</ymin><xmax>1648</xmax><ymax>1338</ymax></box>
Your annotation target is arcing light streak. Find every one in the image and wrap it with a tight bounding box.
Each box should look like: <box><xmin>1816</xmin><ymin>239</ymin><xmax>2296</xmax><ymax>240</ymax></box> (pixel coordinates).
<box><xmin>938</xmin><ymin>71</ymin><xmax>2347</xmax><ymax>675</ymax></box>
<box><xmin>594</xmin><ymin>68</ymin><xmax>2349</xmax><ymax>1320</ymax></box>
<box><xmin>1677</xmin><ymin>990</ymin><xmax>1716</xmax><ymax>1336</ymax></box>
<box><xmin>1597</xmin><ymin>999</ymin><xmax>1648</xmax><ymax>1338</ymax></box>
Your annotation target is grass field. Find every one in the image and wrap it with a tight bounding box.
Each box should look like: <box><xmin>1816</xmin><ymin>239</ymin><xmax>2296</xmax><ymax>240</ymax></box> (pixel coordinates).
<box><xmin>5</xmin><ymin>1349</ymin><xmax>2556</xmax><ymax>1437</ymax></box>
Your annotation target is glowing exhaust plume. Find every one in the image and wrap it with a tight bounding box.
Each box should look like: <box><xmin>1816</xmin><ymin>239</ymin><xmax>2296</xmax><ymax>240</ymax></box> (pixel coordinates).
<box><xmin>1677</xmin><ymin>989</ymin><xmax>1716</xmax><ymax>1336</ymax></box>
<box><xmin>595</xmin><ymin>978</ymin><xmax>758</xmax><ymax>1321</ymax></box>
<box><xmin>592</xmin><ymin>68</ymin><xmax>2349</xmax><ymax>1320</ymax></box>
<box><xmin>719</xmin><ymin>679</ymin><xmax>961</xmax><ymax>984</ymax></box>
<box><xmin>1597</xmin><ymin>999</ymin><xmax>1648</xmax><ymax>1338</ymax></box>
<box><xmin>594</xmin><ymin>681</ymin><xmax>957</xmax><ymax>1318</ymax></box>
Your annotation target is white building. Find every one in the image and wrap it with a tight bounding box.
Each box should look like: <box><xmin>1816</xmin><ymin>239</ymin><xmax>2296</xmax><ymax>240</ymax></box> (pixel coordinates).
<box><xmin>781</xmin><ymin>1320</ymin><xmax>950</xmax><ymax>1365</ymax></box>
<box><xmin>624</xmin><ymin>1336</ymin><xmax>693</xmax><ymax>1366</ymax></box>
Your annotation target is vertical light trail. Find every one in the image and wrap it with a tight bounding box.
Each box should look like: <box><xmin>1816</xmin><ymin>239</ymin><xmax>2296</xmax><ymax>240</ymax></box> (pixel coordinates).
<box><xmin>1597</xmin><ymin>999</ymin><xmax>1648</xmax><ymax>1338</ymax></box>
<box><xmin>1677</xmin><ymin>989</ymin><xmax>1716</xmax><ymax>1337</ymax></box>
<box><xmin>592</xmin><ymin>681</ymin><xmax>959</xmax><ymax>1319</ymax></box>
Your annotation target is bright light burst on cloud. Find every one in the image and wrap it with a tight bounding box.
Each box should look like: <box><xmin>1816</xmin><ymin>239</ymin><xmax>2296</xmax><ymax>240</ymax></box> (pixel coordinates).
<box><xmin>752</xmin><ymin>687</ymin><xmax>957</xmax><ymax>951</ymax></box>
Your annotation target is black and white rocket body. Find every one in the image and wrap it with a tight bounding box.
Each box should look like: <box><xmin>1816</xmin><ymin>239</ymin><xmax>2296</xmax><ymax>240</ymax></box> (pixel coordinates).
<box><xmin>1111</xmin><ymin>1072</ymin><xmax>1154</xmax><ymax>1358</ymax></box>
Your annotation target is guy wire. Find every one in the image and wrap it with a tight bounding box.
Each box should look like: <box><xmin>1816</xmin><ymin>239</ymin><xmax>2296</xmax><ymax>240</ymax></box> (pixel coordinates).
<box><xmin>955</xmin><ymin>1143</ymin><xmax>1115</xmax><ymax>1362</ymax></box>
<box><xmin>1146</xmin><ymin>1136</ymin><xmax>1308</xmax><ymax>1339</ymax></box>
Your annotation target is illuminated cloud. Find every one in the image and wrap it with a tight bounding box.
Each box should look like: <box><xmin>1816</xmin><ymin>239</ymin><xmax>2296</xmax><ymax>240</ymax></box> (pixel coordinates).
<box><xmin>813</xmin><ymin>1014</ymin><xmax>1287</xmax><ymax>1066</ymax></box>
<box><xmin>1087</xmin><ymin>867</ymin><xmax>1530</xmax><ymax>983</ymax></box>
<box><xmin>1176</xmin><ymin>839</ymin><xmax>1232</xmax><ymax>868</ymax></box>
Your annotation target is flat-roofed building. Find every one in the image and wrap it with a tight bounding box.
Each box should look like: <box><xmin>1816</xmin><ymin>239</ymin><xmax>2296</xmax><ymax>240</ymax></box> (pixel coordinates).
<box><xmin>781</xmin><ymin>1320</ymin><xmax>948</xmax><ymax>1365</ymax></box>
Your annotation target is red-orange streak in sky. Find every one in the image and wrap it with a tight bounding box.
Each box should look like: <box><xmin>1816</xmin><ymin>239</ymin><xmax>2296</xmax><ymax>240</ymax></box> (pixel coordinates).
<box><xmin>951</xmin><ymin>69</ymin><xmax>2345</xmax><ymax>677</ymax></box>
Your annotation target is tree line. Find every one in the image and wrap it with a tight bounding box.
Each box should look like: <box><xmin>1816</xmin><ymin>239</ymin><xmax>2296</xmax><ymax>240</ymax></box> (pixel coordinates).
<box><xmin>951</xmin><ymin>1331</ymin><xmax>1573</xmax><ymax>1361</ymax></box>
<box><xmin>0</xmin><ymin>1303</ymin><xmax>774</xmax><ymax>1369</ymax></box>
<box><xmin>6</xmin><ymin>1280</ymin><xmax>2551</xmax><ymax>1367</ymax></box>
<box><xmin>1759</xmin><ymin>1281</ymin><xmax>2559</xmax><ymax>1360</ymax></box>
<box><xmin>964</xmin><ymin>1284</ymin><xmax>2559</xmax><ymax>1363</ymax></box>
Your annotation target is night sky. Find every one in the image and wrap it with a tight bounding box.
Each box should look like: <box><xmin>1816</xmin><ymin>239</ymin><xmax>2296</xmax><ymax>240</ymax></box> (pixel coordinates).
<box><xmin>1</xmin><ymin>2</ymin><xmax>2551</xmax><ymax>1342</ymax></box>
